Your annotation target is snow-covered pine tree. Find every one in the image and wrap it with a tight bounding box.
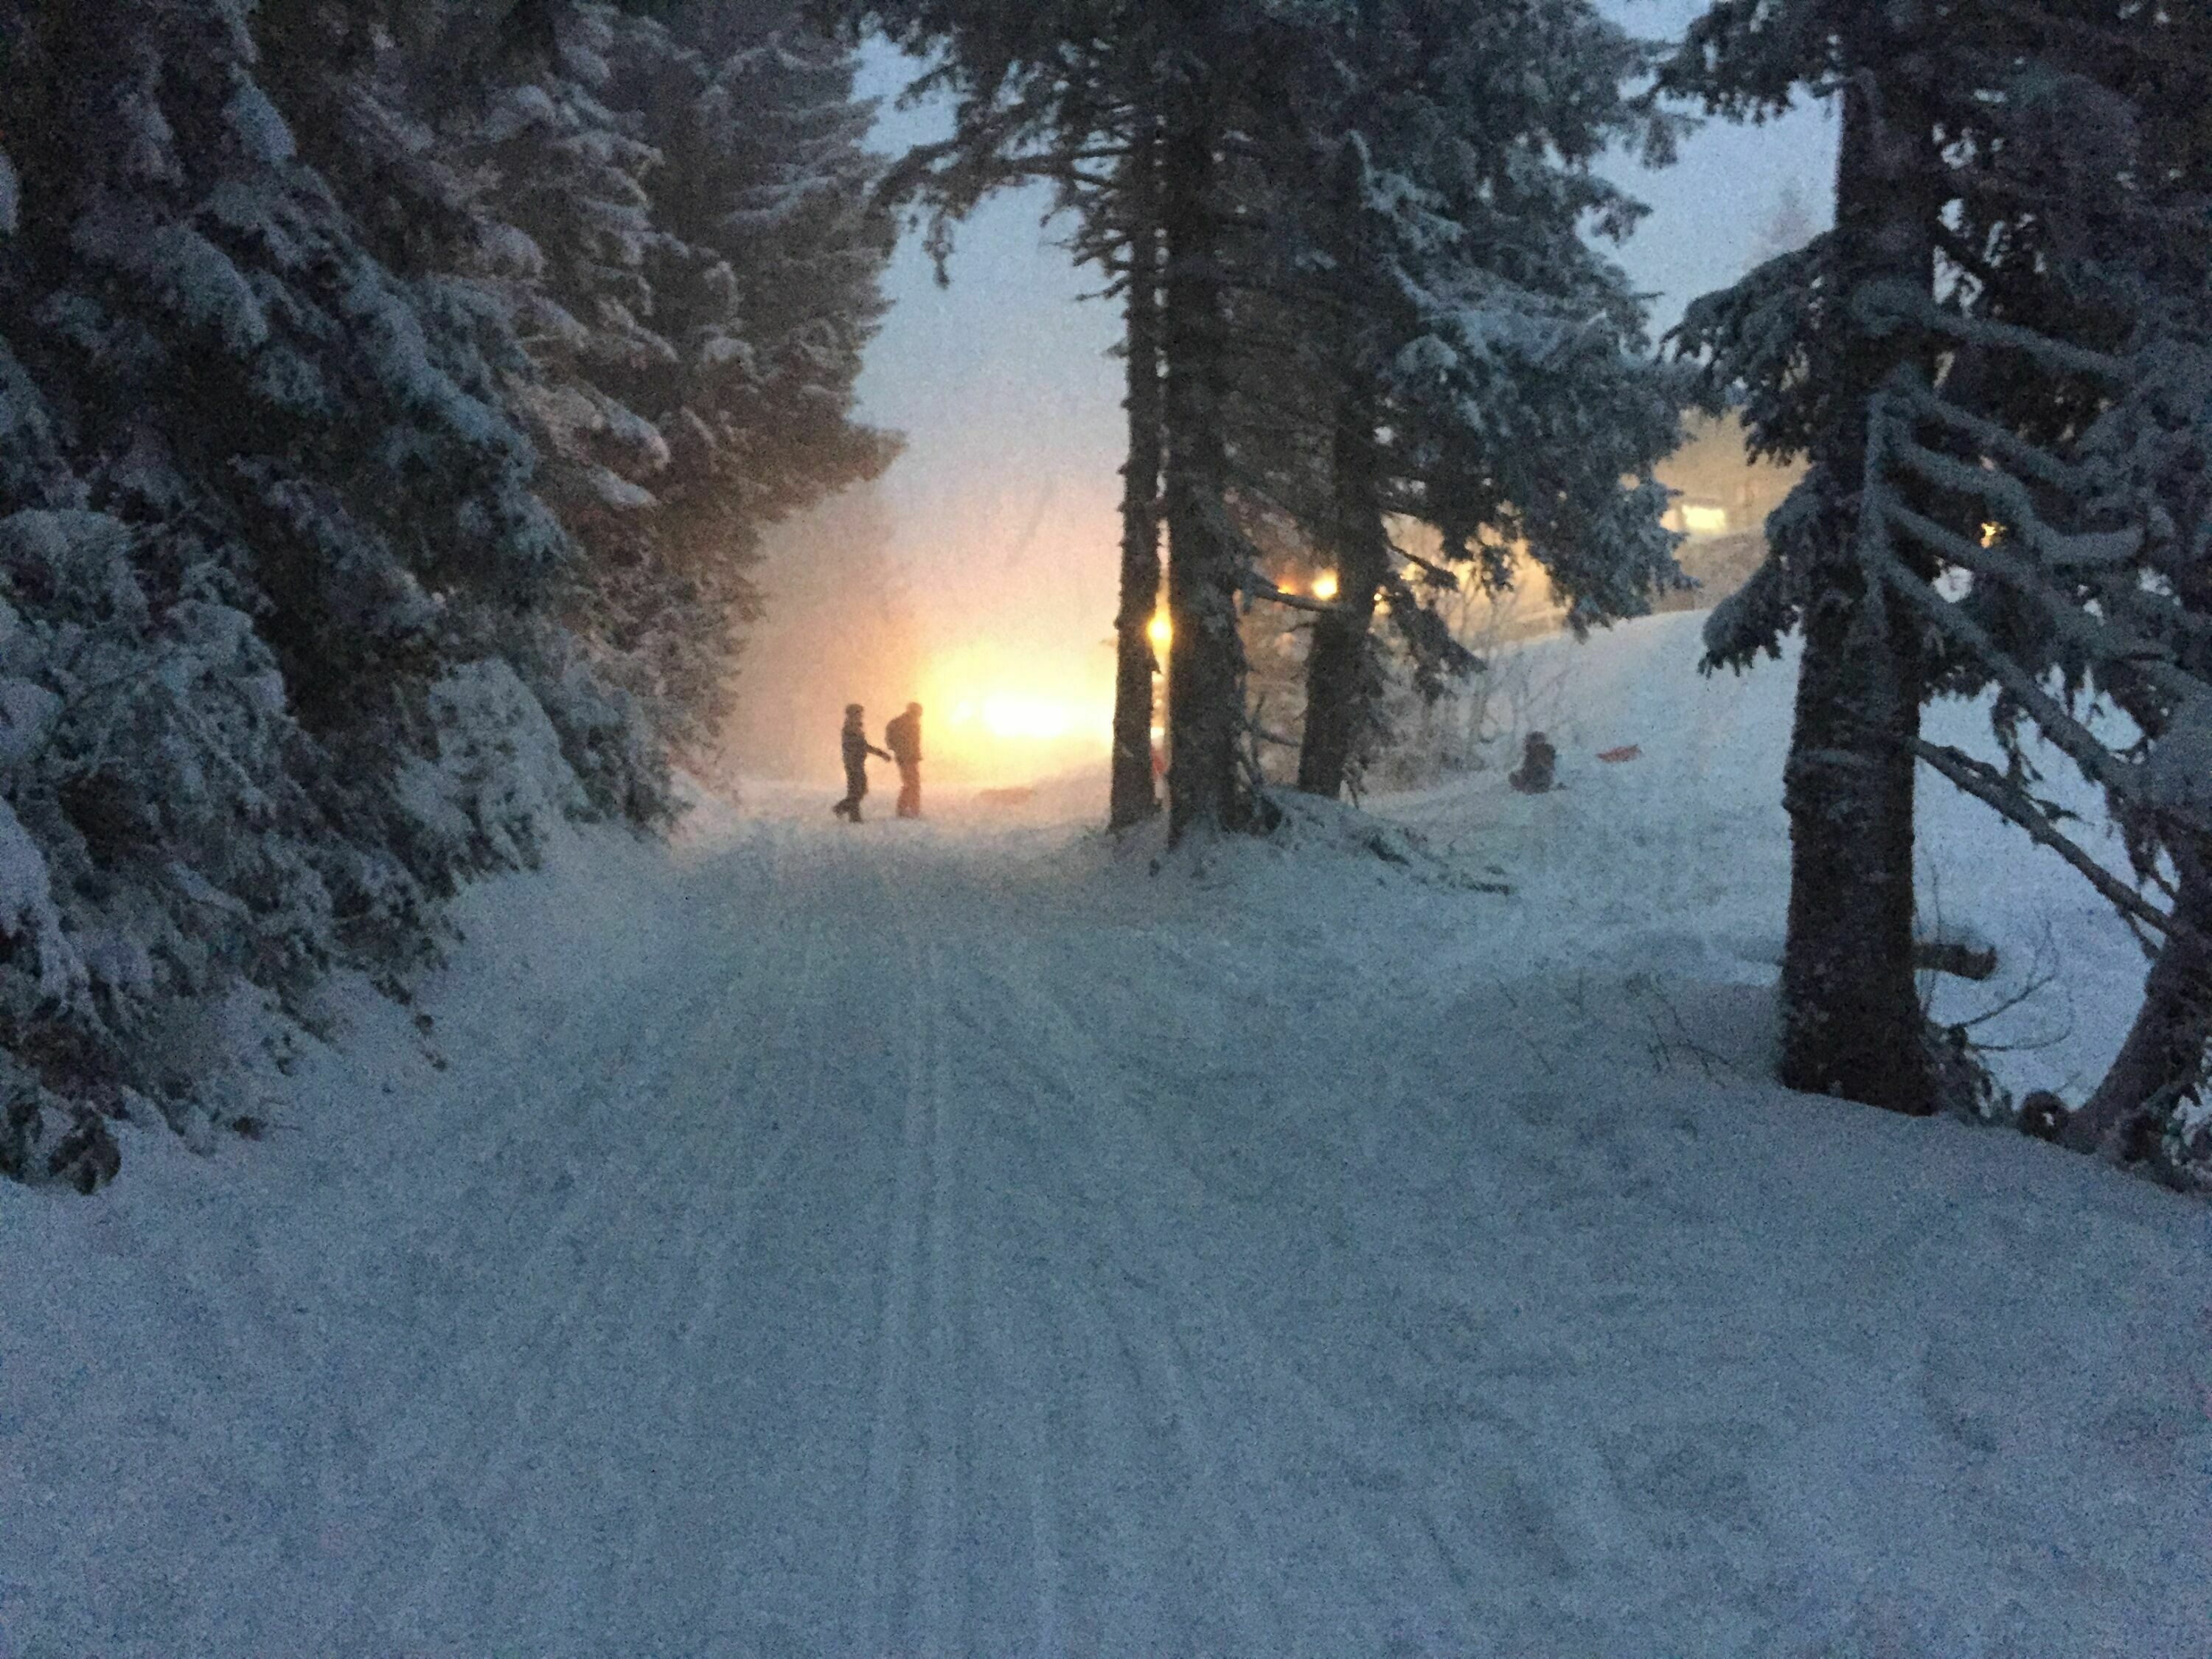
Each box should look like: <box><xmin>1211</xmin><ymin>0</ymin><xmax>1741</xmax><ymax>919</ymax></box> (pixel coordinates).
<box><xmin>1672</xmin><ymin>0</ymin><xmax>2212</xmax><ymax>1146</ymax></box>
<box><xmin>385</xmin><ymin>0</ymin><xmax>894</xmax><ymax>766</ymax></box>
<box><xmin>1665</xmin><ymin>0</ymin><xmax>1952</xmax><ymax>1115</ymax></box>
<box><xmin>1152</xmin><ymin>5</ymin><xmax>1311</xmax><ymax>841</ymax></box>
<box><xmin>0</xmin><ymin>0</ymin><xmax>698</xmax><ymax>1189</ymax></box>
<box><xmin>1</xmin><ymin>0</ymin><xmax>889</xmax><ymax>1189</ymax></box>
<box><xmin>0</xmin><ymin>1</ymin><xmax>516</xmax><ymax>1183</ymax></box>
<box><xmin>911</xmin><ymin>25</ymin><xmax>1172</xmax><ymax>831</ymax></box>
<box><xmin>854</xmin><ymin>1</ymin><xmax>1687</xmax><ymax>818</ymax></box>
<box><xmin>611</xmin><ymin>0</ymin><xmax>897</xmax><ymax>754</ymax></box>
<box><xmin>838</xmin><ymin>0</ymin><xmax>1357</xmax><ymax>841</ymax></box>
<box><xmin>1818</xmin><ymin>1</ymin><xmax>2212</xmax><ymax>1166</ymax></box>
<box><xmin>435</xmin><ymin>3</ymin><xmax>700</xmax><ymax>751</ymax></box>
<box><xmin>251</xmin><ymin>1</ymin><xmax>675</xmax><ymax>821</ymax></box>
<box><xmin>1269</xmin><ymin>0</ymin><xmax>1686</xmax><ymax>801</ymax></box>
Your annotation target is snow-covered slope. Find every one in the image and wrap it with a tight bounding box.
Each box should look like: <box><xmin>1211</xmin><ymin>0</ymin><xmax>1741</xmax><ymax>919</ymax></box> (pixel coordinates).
<box><xmin>3</xmin><ymin>613</ymin><xmax>2205</xmax><ymax>1657</ymax></box>
<box><xmin>1380</xmin><ymin>611</ymin><xmax>2153</xmax><ymax>1108</ymax></box>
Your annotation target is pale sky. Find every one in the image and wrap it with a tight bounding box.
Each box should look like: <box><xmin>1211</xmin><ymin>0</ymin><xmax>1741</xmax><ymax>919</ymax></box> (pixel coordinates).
<box><xmin>847</xmin><ymin>3</ymin><xmax>1837</xmax><ymax>745</ymax></box>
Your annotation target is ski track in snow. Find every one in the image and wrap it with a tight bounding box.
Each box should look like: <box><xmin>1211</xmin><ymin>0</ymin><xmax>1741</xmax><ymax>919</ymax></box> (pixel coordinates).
<box><xmin>4</xmin><ymin>614</ymin><xmax>2212</xmax><ymax>1657</ymax></box>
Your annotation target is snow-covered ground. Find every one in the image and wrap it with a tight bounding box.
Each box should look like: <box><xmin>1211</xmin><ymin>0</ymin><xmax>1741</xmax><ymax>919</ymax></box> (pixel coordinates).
<box><xmin>4</xmin><ymin>612</ymin><xmax>2208</xmax><ymax>1657</ymax></box>
<box><xmin>1385</xmin><ymin>612</ymin><xmax>2157</xmax><ymax>1110</ymax></box>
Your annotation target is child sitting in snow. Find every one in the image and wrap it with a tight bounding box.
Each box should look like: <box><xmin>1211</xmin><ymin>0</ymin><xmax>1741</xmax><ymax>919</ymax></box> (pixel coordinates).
<box><xmin>1508</xmin><ymin>731</ymin><xmax>1557</xmax><ymax>794</ymax></box>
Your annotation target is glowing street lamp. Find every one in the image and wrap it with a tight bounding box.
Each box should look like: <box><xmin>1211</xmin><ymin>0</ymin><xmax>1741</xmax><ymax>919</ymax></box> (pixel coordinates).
<box><xmin>1311</xmin><ymin>571</ymin><xmax>1340</xmax><ymax>602</ymax></box>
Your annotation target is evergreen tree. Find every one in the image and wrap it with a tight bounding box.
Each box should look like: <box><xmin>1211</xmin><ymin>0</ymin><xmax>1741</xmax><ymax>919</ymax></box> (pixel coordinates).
<box><xmin>1276</xmin><ymin>0</ymin><xmax>1686</xmax><ymax>801</ymax></box>
<box><xmin>0</xmin><ymin>0</ymin><xmax>594</xmax><ymax>1186</ymax></box>
<box><xmin>1838</xmin><ymin>3</ymin><xmax>2212</xmax><ymax>1163</ymax></box>
<box><xmin>826</xmin><ymin>0</ymin><xmax>1253</xmax><ymax>840</ymax></box>
<box><xmin>844</xmin><ymin>0</ymin><xmax>1686</xmax><ymax>828</ymax></box>
<box><xmin>1106</xmin><ymin>129</ymin><xmax>1166</xmax><ymax>830</ymax></box>
<box><xmin>1672</xmin><ymin>0</ymin><xmax>2212</xmax><ymax>1143</ymax></box>
<box><xmin>0</xmin><ymin>0</ymin><xmax>894</xmax><ymax>1189</ymax></box>
<box><xmin>614</xmin><ymin>0</ymin><xmax>898</xmax><ymax>752</ymax></box>
<box><xmin>1665</xmin><ymin>0</ymin><xmax>1952</xmax><ymax>1116</ymax></box>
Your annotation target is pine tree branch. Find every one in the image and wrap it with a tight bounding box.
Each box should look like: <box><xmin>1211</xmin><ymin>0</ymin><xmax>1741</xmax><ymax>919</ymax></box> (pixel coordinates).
<box><xmin>1912</xmin><ymin>739</ymin><xmax>2177</xmax><ymax>939</ymax></box>
<box><xmin>1896</xmin><ymin>380</ymin><xmax>2093</xmax><ymax>495</ymax></box>
<box><xmin>1975</xmin><ymin>0</ymin><xmax>2180</xmax><ymax>65</ymax></box>
<box><xmin>1881</xmin><ymin>496</ymin><xmax>2199</xmax><ymax>710</ymax></box>
<box><xmin>1862</xmin><ymin>283</ymin><xmax>2132</xmax><ymax>383</ymax></box>
<box><xmin>1871</xmin><ymin>549</ymin><xmax>2143</xmax><ymax>800</ymax></box>
<box><xmin>1242</xmin><ymin>574</ymin><xmax>1346</xmax><ymax>616</ymax></box>
<box><xmin>1885</xmin><ymin>441</ymin><xmax>2142</xmax><ymax>574</ymax></box>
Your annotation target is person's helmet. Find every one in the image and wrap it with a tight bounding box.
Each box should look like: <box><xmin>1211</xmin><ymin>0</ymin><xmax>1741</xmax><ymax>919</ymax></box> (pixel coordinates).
<box><xmin>908</xmin><ymin>702</ymin><xmax>922</xmax><ymax>716</ymax></box>
<box><xmin>845</xmin><ymin>703</ymin><xmax>863</xmax><ymax>717</ymax></box>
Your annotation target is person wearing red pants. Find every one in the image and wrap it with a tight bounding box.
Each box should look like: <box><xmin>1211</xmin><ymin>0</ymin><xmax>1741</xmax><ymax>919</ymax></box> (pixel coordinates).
<box><xmin>886</xmin><ymin>702</ymin><xmax>924</xmax><ymax>819</ymax></box>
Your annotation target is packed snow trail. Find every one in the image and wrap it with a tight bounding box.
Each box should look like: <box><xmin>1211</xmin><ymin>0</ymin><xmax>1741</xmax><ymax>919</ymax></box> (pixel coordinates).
<box><xmin>6</xmin><ymin>616</ymin><xmax>2211</xmax><ymax>1656</ymax></box>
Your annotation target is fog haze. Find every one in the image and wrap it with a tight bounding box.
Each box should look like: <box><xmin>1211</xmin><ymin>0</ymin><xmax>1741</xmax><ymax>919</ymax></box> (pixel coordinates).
<box><xmin>757</xmin><ymin>7</ymin><xmax>1837</xmax><ymax>788</ymax></box>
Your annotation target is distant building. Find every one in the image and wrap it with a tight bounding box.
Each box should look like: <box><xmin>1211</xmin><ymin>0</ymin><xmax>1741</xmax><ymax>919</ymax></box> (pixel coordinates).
<box><xmin>1650</xmin><ymin>411</ymin><xmax>1805</xmax><ymax>617</ymax></box>
<box><xmin>1656</xmin><ymin>410</ymin><xmax>1802</xmax><ymax>543</ymax></box>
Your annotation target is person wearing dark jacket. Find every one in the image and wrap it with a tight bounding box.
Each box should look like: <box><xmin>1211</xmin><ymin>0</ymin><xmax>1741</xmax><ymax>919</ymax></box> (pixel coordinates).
<box><xmin>886</xmin><ymin>702</ymin><xmax>924</xmax><ymax>818</ymax></box>
<box><xmin>832</xmin><ymin>704</ymin><xmax>891</xmax><ymax>822</ymax></box>
<box><xmin>1508</xmin><ymin>729</ymin><xmax>1558</xmax><ymax>794</ymax></box>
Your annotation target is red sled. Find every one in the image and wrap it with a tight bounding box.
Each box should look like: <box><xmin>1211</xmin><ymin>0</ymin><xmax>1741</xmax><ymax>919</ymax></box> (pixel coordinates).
<box><xmin>1597</xmin><ymin>745</ymin><xmax>1642</xmax><ymax>763</ymax></box>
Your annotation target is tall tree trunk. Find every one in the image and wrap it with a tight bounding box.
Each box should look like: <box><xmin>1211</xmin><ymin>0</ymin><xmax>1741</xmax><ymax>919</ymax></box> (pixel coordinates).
<box><xmin>1159</xmin><ymin>106</ymin><xmax>1248</xmax><ymax>844</ymax></box>
<box><xmin>1298</xmin><ymin>395</ymin><xmax>1388</xmax><ymax>799</ymax></box>
<box><xmin>1777</xmin><ymin>17</ymin><xmax>1941</xmax><ymax>1115</ymax></box>
<box><xmin>2067</xmin><ymin>848</ymin><xmax>2212</xmax><ymax>1158</ymax></box>
<box><xmin>1109</xmin><ymin>136</ymin><xmax>1164</xmax><ymax>832</ymax></box>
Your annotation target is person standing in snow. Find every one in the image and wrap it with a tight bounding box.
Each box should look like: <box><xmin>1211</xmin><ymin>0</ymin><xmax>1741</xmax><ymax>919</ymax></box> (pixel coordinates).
<box><xmin>885</xmin><ymin>702</ymin><xmax>925</xmax><ymax>819</ymax></box>
<box><xmin>832</xmin><ymin>704</ymin><xmax>892</xmax><ymax>822</ymax></box>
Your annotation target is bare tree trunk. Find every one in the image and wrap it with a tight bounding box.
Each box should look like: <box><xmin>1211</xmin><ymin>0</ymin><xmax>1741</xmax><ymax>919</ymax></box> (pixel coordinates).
<box><xmin>1777</xmin><ymin>18</ymin><xmax>1941</xmax><ymax>1115</ymax></box>
<box><xmin>1297</xmin><ymin>395</ymin><xmax>1388</xmax><ymax>799</ymax></box>
<box><xmin>1109</xmin><ymin>136</ymin><xmax>1164</xmax><ymax>831</ymax></box>
<box><xmin>1160</xmin><ymin>107</ymin><xmax>1248</xmax><ymax>844</ymax></box>
<box><xmin>2068</xmin><ymin>849</ymin><xmax>2212</xmax><ymax>1158</ymax></box>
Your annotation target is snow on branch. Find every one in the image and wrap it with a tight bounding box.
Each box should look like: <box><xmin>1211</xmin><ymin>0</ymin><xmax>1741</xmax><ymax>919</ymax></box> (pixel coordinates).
<box><xmin>1896</xmin><ymin>381</ymin><xmax>2093</xmax><ymax>498</ymax></box>
<box><xmin>1873</xmin><ymin>552</ymin><xmax>2144</xmax><ymax>799</ymax></box>
<box><xmin>1857</xmin><ymin>282</ymin><xmax>2131</xmax><ymax>383</ymax></box>
<box><xmin>1913</xmin><ymin>739</ymin><xmax>2179</xmax><ymax>940</ymax></box>
<box><xmin>1881</xmin><ymin>495</ymin><xmax>2199</xmax><ymax>708</ymax></box>
<box><xmin>1887</xmin><ymin>437</ymin><xmax>2143</xmax><ymax>572</ymax></box>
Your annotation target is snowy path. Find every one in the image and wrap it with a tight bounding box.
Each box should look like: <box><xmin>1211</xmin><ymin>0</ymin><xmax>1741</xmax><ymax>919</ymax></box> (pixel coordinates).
<box><xmin>7</xmin><ymin>630</ymin><xmax>2212</xmax><ymax>1655</ymax></box>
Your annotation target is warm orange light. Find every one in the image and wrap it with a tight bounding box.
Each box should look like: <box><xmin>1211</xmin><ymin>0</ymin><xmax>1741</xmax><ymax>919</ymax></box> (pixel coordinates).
<box><xmin>1147</xmin><ymin>611</ymin><xmax>1172</xmax><ymax>652</ymax></box>
<box><xmin>978</xmin><ymin>694</ymin><xmax>1077</xmax><ymax>740</ymax></box>
<box><xmin>917</xmin><ymin>641</ymin><xmax>1115</xmax><ymax>781</ymax></box>
<box><xmin>1981</xmin><ymin>522</ymin><xmax>2004</xmax><ymax>547</ymax></box>
<box><xmin>1312</xmin><ymin>571</ymin><xmax>1340</xmax><ymax>602</ymax></box>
